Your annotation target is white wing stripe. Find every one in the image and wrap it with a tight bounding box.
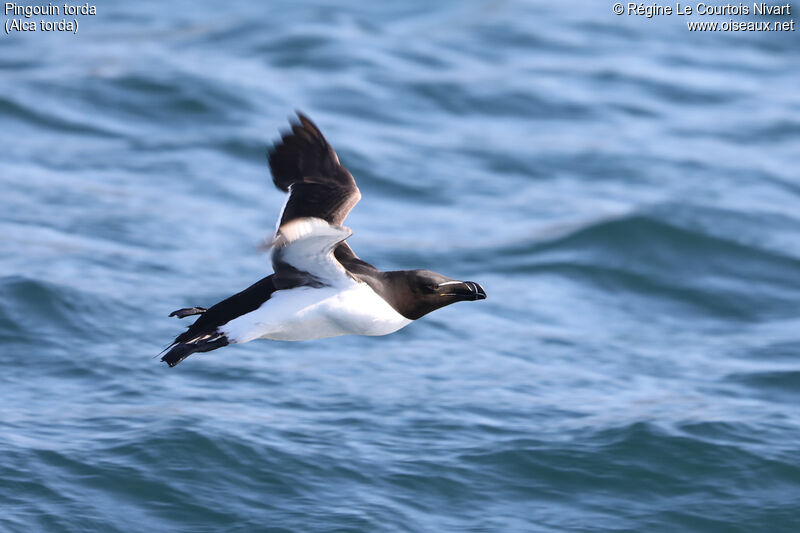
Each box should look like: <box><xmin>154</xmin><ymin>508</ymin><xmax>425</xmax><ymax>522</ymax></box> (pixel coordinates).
<box><xmin>274</xmin><ymin>185</ymin><xmax>293</xmax><ymax>233</ymax></box>
<box><xmin>272</xmin><ymin>217</ymin><xmax>353</xmax><ymax>287</ymax></box>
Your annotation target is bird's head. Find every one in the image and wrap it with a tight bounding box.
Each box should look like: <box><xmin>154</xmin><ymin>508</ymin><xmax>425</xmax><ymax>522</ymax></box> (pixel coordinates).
<box><xmin>382</xmin><ymin>270</ymin><xmax>486</xmax><ymax>320</ymax></box>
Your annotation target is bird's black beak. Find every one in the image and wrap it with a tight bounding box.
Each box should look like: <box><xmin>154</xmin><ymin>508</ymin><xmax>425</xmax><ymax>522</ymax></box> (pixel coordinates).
<box><xmin>437</xmin><ymin>280</ymin><xmax>487</xmax><ymax>301</ymax></box>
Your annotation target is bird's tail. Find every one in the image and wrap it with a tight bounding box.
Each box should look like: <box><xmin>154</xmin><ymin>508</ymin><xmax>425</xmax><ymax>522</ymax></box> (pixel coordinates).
<box><xmin>161</xmin><ymin>334</ymin><xmax>229</xmax><ymax>367</ymax></box>
<box><xmin>169</xmin><ymin>307</ymin><xmax>207</xmax><ymax>319</ymax></box>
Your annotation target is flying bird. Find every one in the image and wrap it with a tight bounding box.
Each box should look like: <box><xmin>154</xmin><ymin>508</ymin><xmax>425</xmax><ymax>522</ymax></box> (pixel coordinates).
<box><xmin>161</xmin><ymin>113</ymin><xmax>486</xmax><ymax>367</ymax></box>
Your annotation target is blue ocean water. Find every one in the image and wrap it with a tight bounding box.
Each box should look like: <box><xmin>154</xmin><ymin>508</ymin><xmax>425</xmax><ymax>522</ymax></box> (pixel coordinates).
<box><xmin>2</xmin><ymin>1</ymin><xmax>800</xmax><ymax>531</ymax></box>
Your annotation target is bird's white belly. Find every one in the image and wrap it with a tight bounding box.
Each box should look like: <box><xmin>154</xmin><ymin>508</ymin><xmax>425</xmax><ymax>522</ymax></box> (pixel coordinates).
<box><xmin>220</xmin><ymin>282</ymin><xmax>412</xmax><ymax>343</ymax></box>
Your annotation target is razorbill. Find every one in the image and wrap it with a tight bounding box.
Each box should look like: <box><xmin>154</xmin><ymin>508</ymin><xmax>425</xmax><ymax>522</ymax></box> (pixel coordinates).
<box><xmin>161</xmin><ymin>113</ymin><xmax>486</xmax><ymax>367</ymax></box>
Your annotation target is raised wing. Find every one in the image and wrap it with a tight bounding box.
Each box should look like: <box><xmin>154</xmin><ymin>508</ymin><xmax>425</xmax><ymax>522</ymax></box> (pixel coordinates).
<box><xmin>271</xmin><ymin>217</ymin><xmax>353</xmax><ymax>289</ymax></box>
<box><xmin>268</xmin><ymin>113</ymin><xmax>361</xmax><ymax>228</ymax></box>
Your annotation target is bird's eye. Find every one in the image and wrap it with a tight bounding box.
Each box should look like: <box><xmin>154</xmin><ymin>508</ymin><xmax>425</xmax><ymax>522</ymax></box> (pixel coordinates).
<box><xmin>426</xmin><ymin>284</ymin><xmax>438</xmax><ymax>292</ymax></box>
